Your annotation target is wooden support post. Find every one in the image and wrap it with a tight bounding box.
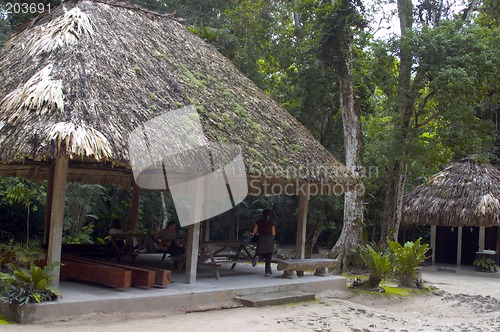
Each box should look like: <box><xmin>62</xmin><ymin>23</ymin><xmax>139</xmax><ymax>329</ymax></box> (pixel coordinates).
<box><xmin>185</xmin><ymin>222</ymin><xmax>201</xmax><ymax>284</ymax></box>
<box><xmin>203</xmin><ymin>219</ymin><xmax>211</xmax><ymax>242</ymax></box>
<box><xmin>496</xmin><ymin>226</ymin><xmax>500</xmax><ymax>265</ymax></box>
<box><xmin>44</xmin><ymin>165</ymin><xmax>55</xmax><ymax>245</ymax></box>
<box><xmin>184</xmin><ymin>178</ymin><xmax>204</xmax><ymax>284</ymax></box>
<box><xmin>478</xmin><ymin>226</ymin><xmax>485</xmax><ymax>252</ymax></box>
<box><xmin>457</xmin><ymin>226</ymin><xmax>463</xmax><ymax>266</ymax></box>
<box><xmin>295</xmin><ymin>185</ymin><xmax>309</xmax><ymax>259</ymax></box>
<box><xmin>430</xmin><ymin>225</ymin><xmax>436</xmax><ymax>264</ymax></box>
<box><xmin>47</xmin><ymin>156</ymin><xmax>69</xmax><ymax>288</ymax></box>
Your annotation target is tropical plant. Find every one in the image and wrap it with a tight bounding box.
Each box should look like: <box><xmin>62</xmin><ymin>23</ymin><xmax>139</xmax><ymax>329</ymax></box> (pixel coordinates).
<box><xmin>10</xmin><ymin>240</ymin><xmax>45</xmax><ymax>267</ymax></box>
<box><xmin>0</xmin><ymin>240</ymin><xmax>16</xmax><ymax>268</ymax></box>
<box><xmin>473</xmin><ymin>256</ymin><xmax>498</xmax><ymax>273</ymax></box>
<box><xmin>358</xmin><ymin>243</ymin><xmax>392</xmax><ymax>288</ymax></box>
<box><xmin>388</xmin><ymin>238</ymin><xmax>429</xmax><ymax>287</ymax></box>
<box><xmin>0</xmin><ymin>262</ymin><xmax>61</xmax><ymax>307</ymax></box>
<box><xmin>0</xmin><ymin>239</ymin><xmax>45</xmax><ymax>268</ymax></box>
<box><xmin>4</xmin><ymin>181</ymin><xmax>44</xmax><ymax>243</ymax></box>
<box><xmin>63</xmin><ymin>223</ymin><xmax>95</xmax><ymax>244</ymax></box>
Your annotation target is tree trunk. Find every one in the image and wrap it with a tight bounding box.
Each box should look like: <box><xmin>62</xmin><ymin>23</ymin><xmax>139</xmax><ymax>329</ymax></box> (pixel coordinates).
<box><xmin>291</xmin><ymin>0</ymin><xmax>301</xmax><ymax>30</ymax></box>
<box><xmin>379</xmin><ymin>161</ymin><xmax>407</xmax><ymax>243</ymax></box>
<box><xmin>379</xmin><ymin>0</ymin><xmax>414</xmax><ymax>246</ymax></box>
<box><xmin>160</xmin><ymin>192</ymin><xmax>169</xmax><ymax>228</ymax></box>
<box><xmin>305</xmin><ymin>218</ymin><xmax>324</xmax><ymax>258</ymax></box>
<box><xmin>327</xmin><ymin>42</ymin><xmax>364</xmax><ymax>272</ymax></box>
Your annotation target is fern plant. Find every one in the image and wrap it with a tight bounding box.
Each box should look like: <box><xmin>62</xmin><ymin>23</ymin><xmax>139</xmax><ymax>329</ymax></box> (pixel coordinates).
<box><xmin>359</xmin><ymin>244</ymin><xmax>393</xmax><ymax>288</ymax></box>
<box><xmin>0</xmin><ymin>240</ymin><xmax>45</xmax><ymax>268</ymax></box>
<box><xmin>0</xmin><ymin>240</ymin><xmax>16</xmax><ymax>268</ymax></box>
<box><xmin>388</xmin><ymin>238</ymin><xmax>429</xmax><ymax>287</ymax></box>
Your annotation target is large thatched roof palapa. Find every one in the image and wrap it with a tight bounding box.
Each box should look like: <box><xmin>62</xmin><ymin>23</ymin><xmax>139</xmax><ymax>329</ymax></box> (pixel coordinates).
<box><xmin>402</xmin><ymin>157</ymin><xmax>500</xmax><ymax>227</ymax></box>
<box><xmin>0</xmin><ymin>0</ymin><xmax>358</xmax><ymax>193</ymax></box>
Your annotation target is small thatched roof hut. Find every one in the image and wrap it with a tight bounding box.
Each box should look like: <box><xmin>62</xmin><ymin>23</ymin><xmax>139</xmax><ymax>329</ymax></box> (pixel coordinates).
<box><xmin>402</xmin><ymin>157</ymin><xmax>500</xmax><ymax>227</ymax></box>
<box><xmin>0</xmin><ymin>0</ymin><xmax>358</xmax><ymax>193</ymax></box>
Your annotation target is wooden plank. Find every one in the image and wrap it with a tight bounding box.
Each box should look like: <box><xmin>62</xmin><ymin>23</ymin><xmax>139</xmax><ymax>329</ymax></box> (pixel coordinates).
<box><xmin>148</xmin><ymin>267</ymin><xmax>172</xmax><ymax>287</ymax></box>
<box><xmin>63</xmin><ymin>255</ymin><xmax>155</xmax><ymax>288</ymax></box>
<box><xmin>60</xmin><ymin>260</ymin><xmax>131</xmax><ymax>288</ymax></box>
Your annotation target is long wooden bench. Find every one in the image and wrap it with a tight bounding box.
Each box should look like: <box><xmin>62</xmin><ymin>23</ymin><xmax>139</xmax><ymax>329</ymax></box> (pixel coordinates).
<box><xmin>63</xmin><ymin>254</ymin><xmax>158</xmax><ymax>288</ymax></box>
<box><xmin>274</xmin><ymin>258</ymin><xmax>340</xmax><ymax>279</ymax></box>
<box><xmin>60</xmin><ymin>260</ymin><xmax>132</xmax><ymax>288</ymax></box>
<box><xmin>64</xmin><ymin>253</ymin><xmax>173</xmax><ymax>288</ymax></box>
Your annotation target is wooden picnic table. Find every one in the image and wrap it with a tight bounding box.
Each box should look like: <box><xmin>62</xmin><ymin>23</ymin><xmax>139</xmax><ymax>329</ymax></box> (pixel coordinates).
<box><xmin>199</xmin><ymin>240</ymin><xmax>257</xmax><ymax>279</ymax></box>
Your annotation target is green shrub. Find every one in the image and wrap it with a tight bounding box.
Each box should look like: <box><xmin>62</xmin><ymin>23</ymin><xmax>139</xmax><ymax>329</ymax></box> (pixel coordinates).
<box><xmin>0</xmin><ymin>240</ymin><xmax>45</xmax><ymax>268</ymax></box>
<box><xmin>358</xmin><ymin>244</ymin><xmax>392</xmax><ymax>288</ymax></box>
<box><xmin>388</xmin><ymin>238</ymin><xmax>429</xmax><ymax>287</ymax></box>
<box><xmin>0</xmin><ymin>240</ymin><xmax>16</xmax><ymax>268</ymax></box>
<box><xmin>0</xmin><ymin>262</ymin><xmax>61</xmax><ymax>308</ymax></box>
<box><xmin>473</xmin><ymin>256</ymin><xmax>498</xmax><ymax>272</ymax></box>
<box><xmin>0</xmin><ymin>240</ymin><xmax>61</xmax><ymax>308</ymax></box>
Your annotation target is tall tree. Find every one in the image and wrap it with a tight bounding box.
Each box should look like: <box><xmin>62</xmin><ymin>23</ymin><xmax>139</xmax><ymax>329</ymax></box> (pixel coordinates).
<box><xmin>377</xmin><ymin>0</ymin><xmax>499</xmax><ymax>244</ymax></box>
<box><xmin>378</xmin><ymin>0</ymin><xmax>415</xmax><ymax>243</ymax></box>
<box><xmin>306</xmin><ymin>0</ymin><xmax>366</xmax><ymax>268</ymax></box>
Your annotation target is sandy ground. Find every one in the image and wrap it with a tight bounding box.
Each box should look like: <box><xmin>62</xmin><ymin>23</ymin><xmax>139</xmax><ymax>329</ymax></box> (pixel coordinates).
<box><xmin>2</xmin><ymin>270</ymin><xmax>500</xmax><ymax>332</ymax></box>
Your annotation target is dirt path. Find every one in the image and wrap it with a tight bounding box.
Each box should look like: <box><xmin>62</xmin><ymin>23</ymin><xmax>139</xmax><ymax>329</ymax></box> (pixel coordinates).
<box><xmin>2</xmin><ymin>270</ymin><xmax>499</xmax><ymax>331</ymax></box>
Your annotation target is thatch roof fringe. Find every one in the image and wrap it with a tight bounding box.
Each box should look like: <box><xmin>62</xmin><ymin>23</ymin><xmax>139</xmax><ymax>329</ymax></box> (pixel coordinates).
<box><xmin>26</xmin><ymin>7</ymin><xmax>94</xmax><ymax>56</ymax></box>
<box><xmin>475</xmin><ymin>194</ymin><xmax>499</xmax><ymax>216</ymax></box>
<box><xmin>402</xmin><ymin>157</ymin><xmax>500</xmax><ymax>227</ymax></box>
<box><xmin>0</xmin><ymin>65</ymin><xmax>64</xmax><ymax>124</ymax></box>
<box><xmin>48</xmin><ymin>122</ymin><xmax>112</xmax><ymax>161</ymax></box>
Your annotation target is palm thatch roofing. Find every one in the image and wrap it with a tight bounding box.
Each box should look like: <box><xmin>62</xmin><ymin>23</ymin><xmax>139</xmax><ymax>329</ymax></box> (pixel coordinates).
<box><xmin>402</xmin><ymin>157</ymin><xmax>500</xmax><ymax>227</ymax></box>
<box><xmin>0</xmin><ymin>0</ymin><xmax>359</xmax><ymax>194</ymax></box>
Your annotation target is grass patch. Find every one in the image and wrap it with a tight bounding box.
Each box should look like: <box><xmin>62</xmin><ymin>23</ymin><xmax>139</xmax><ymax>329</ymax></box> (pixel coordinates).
<box><xmin>349</xmin><ymin>280</ymin><xmax>431</xmax><ymax>297</ymax></box>
<box><xmin>344</xmin><ymin>274</ymin><xmax>369</xmax><ymax>279</ymax></box>
<box><xmin>0</xmin><ymin>316</ymin><xmax>11</xmax><ymax>324</ymax></box>
<box><xmin>350</xmin><ymin>285</ymin><xmax>413</xmax><ymax>297</ymax></box>
<box><xmin>380</xmin><ymin>285</ymin><xmax>412</xmax><ymax>296</ymax></box>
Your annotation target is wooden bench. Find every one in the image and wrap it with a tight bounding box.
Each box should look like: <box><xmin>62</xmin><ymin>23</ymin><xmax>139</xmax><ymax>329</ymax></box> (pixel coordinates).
<box><xmin>63</xmin><ymin>254</ymin><xmax>157</xmax><ymax>288</ymax></box>
<box><xmin>274</xmin><ymin>258</ymin><xmax>340</xmax><ymax>279</ymax></box>
<box><xmin>198</xmin><ymin>241</ymin><xmax>255</xmax><ymax>278</ymax></box>
<box><xmin>60</xmin><ymin>260</ymin><xmax>132</xmax><ymax>288</ymax></box>
<box><xmin>63</xmin><ymin>254</ymin><xmax>172</xmax><ymax>288</ymax></box>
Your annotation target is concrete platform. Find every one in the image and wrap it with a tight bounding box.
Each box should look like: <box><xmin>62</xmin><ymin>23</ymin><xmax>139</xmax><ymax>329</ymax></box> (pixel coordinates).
<box><xmin>421</xmin><ymin>264</ymin><xmax>500</xmax><ymax>278</ymax></box>
<box><xmin>0</xmin><ymin>253</ymin><xmax>346</xmax><ymax>324</ymax></box>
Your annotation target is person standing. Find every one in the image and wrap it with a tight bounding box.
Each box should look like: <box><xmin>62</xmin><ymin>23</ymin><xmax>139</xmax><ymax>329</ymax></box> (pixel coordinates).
<box><xmin>252</xmin><ymin>209</ymin><xmax>276</xmax><ymax>276</ymax></box>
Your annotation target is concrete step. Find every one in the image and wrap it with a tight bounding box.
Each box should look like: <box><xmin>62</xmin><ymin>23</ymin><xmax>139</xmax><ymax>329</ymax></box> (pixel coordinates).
<box><xmin>235</xmin><ymin>290</ymin><xmax>315</xmax><ymax>307</ymax></box>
